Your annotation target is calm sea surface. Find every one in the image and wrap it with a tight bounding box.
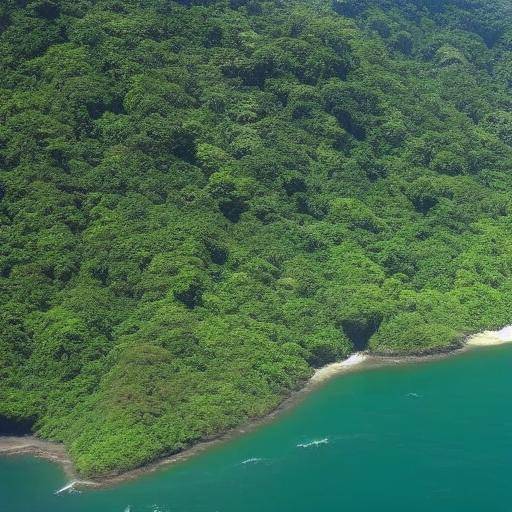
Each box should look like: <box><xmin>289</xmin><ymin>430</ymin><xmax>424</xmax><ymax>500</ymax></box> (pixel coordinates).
<box><xmin>2</xmin><ymin>344</ymin><xmax>512</xmax><ymax>512</ymax></box>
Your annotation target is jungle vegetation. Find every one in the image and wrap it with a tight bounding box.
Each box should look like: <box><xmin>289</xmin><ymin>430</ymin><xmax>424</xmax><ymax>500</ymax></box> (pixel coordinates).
<box><xmin>1</xmin><ymin>0</ymin><xmax>512</xmax><ymax>475</ymax></box>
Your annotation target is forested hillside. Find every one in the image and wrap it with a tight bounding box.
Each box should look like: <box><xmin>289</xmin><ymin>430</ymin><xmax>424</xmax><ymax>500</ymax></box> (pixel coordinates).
<box><xmin>1</xmin><ymin>0</ymin><xmax>512</xmax><ymax>476</ymax></box>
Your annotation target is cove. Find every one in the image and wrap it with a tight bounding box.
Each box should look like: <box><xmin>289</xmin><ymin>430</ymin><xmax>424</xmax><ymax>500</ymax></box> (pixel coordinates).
<box><xmin>2</xmin><ymin>343</ymin><xmax>512</xmax><ymax>512</ymax></box>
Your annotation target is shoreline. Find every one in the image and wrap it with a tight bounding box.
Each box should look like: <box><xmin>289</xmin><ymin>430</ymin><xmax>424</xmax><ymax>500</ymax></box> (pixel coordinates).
<box><xmin>2</xmin><ymin>325</ymin><xmax>511</xmax><ymax>490</ymax></box>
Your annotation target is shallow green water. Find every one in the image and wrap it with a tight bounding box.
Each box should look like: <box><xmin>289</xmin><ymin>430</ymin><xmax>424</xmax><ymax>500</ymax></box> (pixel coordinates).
<box><xmin>2</xmin><ymin>344</ymin><xmax>512</xmax><ymax>512</ymax></box>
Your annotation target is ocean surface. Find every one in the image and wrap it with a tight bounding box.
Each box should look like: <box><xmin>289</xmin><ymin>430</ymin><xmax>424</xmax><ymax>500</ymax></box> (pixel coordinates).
<box><xmin>2</xmin><ymin>344</ymin><xmax>512</xmax><ymax>512</ymax></box>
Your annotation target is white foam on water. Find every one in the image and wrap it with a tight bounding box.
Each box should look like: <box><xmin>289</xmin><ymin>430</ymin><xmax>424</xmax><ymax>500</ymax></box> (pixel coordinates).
<box><xmin>339</xmin><ymin>353</ymin><xmax>367</xmax><ymax>367</ymax></box>
<box><xmin>240</xmin><ymin>457</ymin><xmax>262</xmax><ymax>465</ymax></box>
<box><xmin>406</xmin><ymin>392</ymin><xmax>422</xmax><ymax>398</ymax></box>
<box><xmin>150</xmin><ymin>505</ymin><xmax>170</xmax><ymax>512</ymax></box>
<box><xmin>297</xmin><ymin>438</ymin><xmax>329</xmax><ymax>448</ymax></box>
<box><xmin>54</xmin><ymin>481</ymin><xmax>78</xmax><ymax>495</ymax></box>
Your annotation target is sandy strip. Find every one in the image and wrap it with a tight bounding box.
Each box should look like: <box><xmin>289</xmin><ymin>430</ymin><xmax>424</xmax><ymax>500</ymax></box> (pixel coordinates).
<box><xmin>0</xmin><ymin>436</ymin><xmax>68</xmax><ymax>463</ymax></box>
<box><xmin>1</xmin><ymin>324</ymin><xmax>511</xmax><ymax>488</ymax></box>
<box><xmin>310</xmin><ymin>352</ymin><xmax>369</xmax><ymax>384</ymax></box>
<box><xmin>466</xmin><ymin>325</ymin><xmax>512</xmax><ymax>346</ymax></box>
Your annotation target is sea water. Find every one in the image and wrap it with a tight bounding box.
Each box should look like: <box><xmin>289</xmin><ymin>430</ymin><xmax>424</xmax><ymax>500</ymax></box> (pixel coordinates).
<box><xmin>2</xmin><ymin>344</ymin><xmax>512</xmax><ymax>512</ymax></box>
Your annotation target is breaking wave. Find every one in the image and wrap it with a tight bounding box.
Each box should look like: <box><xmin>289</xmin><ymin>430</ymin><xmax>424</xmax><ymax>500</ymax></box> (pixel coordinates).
<box><xmin>240</xmin><ymin>457</ymin><xmax>262</xmax><ymax>465</ymax></box>
<box><xmin>297</xmin><ymin>438</ymin><xmax>329</xmax><ymax>448</ymax></box>
<box><xmin>54</xmin><ymin>481</ymin><xmax>79</xmax><ymax>495</ymax></box>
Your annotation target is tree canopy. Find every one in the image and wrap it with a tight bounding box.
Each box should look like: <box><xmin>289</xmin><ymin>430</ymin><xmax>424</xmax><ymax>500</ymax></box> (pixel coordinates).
<box><xmin>1</xmin><ymin>0</ymin><xmax>512</xmax><ymax>476</ymax></box>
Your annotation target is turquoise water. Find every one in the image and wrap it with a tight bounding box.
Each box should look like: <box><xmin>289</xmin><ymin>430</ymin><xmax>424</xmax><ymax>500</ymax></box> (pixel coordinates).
<box><xmin>2</xmin><ymin>344</ymin><xmax>512</xmax><ymax>512</ymax></box>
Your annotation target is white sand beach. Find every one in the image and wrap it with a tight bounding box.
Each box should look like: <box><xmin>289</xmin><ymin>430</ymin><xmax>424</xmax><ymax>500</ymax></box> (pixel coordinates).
<box><xmin>466</xmin><ymin>325</ymin><xmax>512</xmax><ymax>346</ymax></box>
<box><xmin>310</xmin><ymin>353</ymin><xmax>369</xmax><ymax>384</ymax></box>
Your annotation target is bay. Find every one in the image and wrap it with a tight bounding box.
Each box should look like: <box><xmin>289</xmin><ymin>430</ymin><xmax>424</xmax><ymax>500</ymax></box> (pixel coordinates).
<box><xmin>2</xmin><ymin>344</ymin><xmax>512</xmax><ymax>512</ymax></box>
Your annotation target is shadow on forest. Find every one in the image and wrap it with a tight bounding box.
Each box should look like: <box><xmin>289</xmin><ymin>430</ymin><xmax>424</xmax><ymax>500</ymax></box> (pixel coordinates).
<box><xmin>342</xmin><ymin>318</ymin><xmax>381</xmax><ymax>351</ymax></box>
<box><xmin>0</xmin><ymin>415</ymin><xmax>35</xmax><ymax>436</ymax></box>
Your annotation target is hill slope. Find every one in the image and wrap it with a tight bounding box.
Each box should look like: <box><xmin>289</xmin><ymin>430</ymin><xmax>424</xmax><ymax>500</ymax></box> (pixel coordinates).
<box><xmin>1</xmin><ymin>0</ymin><xmax>512</xmax><ymax>475</ymax></box>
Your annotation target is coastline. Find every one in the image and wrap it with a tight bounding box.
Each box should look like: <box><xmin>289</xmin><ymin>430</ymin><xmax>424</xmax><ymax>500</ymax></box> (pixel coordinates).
<box><xmin>2</xmin><ymin>324</ymin><xmax>511</xmax><ymax>490</ymax></box>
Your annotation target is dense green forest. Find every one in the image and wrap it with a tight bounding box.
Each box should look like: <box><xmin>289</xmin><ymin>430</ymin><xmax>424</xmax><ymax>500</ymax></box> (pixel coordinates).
<box><xmin>1</xmin><ymin>0</ymin><xmax>512</xmax><ymax>476</ymax></box>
